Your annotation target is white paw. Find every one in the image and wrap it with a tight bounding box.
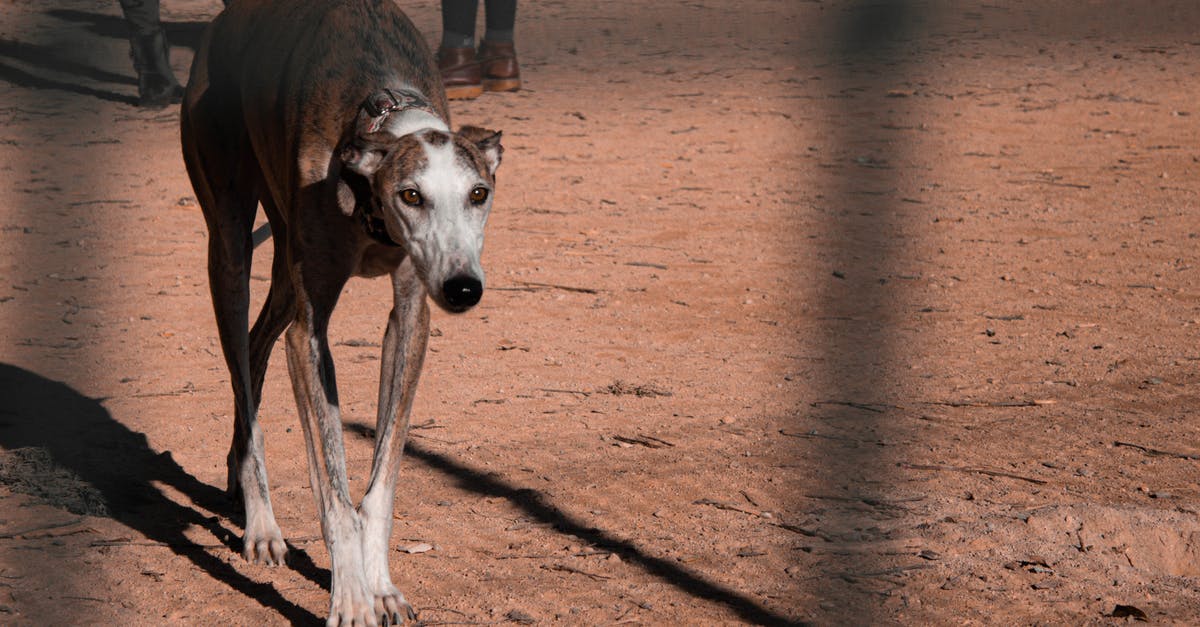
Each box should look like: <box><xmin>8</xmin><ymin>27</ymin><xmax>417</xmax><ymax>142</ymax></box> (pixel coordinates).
<box><xmin>328</xmin><ymin>575</ymin><xmax>380</xmax><ymax>627</ymax></box>
<box><xmin>373</xmin><ymin>581</ymin><xmax>417</xmax><ymax>626</ymax></box>
<box><xmin>242</xmin><ymin>521</ymin><xmax>287</xmax><ymax>566</ymax></box>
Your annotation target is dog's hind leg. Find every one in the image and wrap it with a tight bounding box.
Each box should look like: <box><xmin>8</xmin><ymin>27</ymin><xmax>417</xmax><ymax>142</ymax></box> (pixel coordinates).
<box><xmin>182</xmin><ymin>100</ymin><xmax>287</xmax><ymax>566</ymax></box>
<box><xmin>238</xmin><ymin>197</ymin><xmax>295</xmax><ymax>564</ymax></box>
<box><xmin>359</xmin><ymin>258</ymin><xmax>428</xmax><ymax>625</ymax></box>
<box><xmin>247</xmin><ymin>199</ymin><xmax>294</xmax><ymax>430</ymax></box>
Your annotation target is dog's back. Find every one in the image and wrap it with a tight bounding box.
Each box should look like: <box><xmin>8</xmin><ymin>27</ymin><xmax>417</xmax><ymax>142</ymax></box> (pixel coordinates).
<box><xmin>185</xmin><ymin>0</ymin><xmax>449</xmax><ymax>198</ymax></box>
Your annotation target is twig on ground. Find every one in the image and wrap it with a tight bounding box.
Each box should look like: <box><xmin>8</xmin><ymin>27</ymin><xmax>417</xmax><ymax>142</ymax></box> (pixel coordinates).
<box><xmin>492</xmin><ymin>550</ymin><xmax>612</xmax><ymax>560</ymax></box>
<box><xmin>898</xmin><ymin>462</ymin><xmax>1048</xmax><ymax>485</ymax></box>
<box><xmin>89</xmin><ymin>538</ymin><xmax>227</xmax><ymax>549</ymax></box>
<box><xmin>779</xmin><ymin>430</ymin><xmax>883</xmax><ymax>446</ymax></box>
<box><xmin>543</xmin><ymin>563</ymin><xmax>611</xmax><ymax>581</ymax></box>
<box><xmin>409</xmin><ymin>431</ymin><xmax>465</xmax><ymax>445</ymax></box>
<box><xmin>420</xmin><ymin>614</ymin><xmax>499</xmax><ymax>619</ymax></box>
<box><xmin>1074</xmin><ymin>523</ymin><xmax>1088</xmax><ymax>553</ymax></box>
<box><xmin>0</xmin><ymin>517</ymin><xmax>83</xmax><ymax>539</ymax></box>
<box><xmin>1007</xmin><ymin>179</ymin><xmax>1092</xmax><ymax>189</ymax></box>
<box><xmin>694</xmin><ymin>498</ymin><xmax>760</xmax><ymax>517</ymax></box>
<box><xmin>773</xmin><ymin>523</ymin><xmax>835</xmax><ymax>542</ymax></box>
<box><xmin>335</xmin><ymin>338</ymin><xmax>380</xmax><ymax>347</ymax></box>
<box><xmin>20</xmin><ymin>526</ymin><xmax>96</xmax><ymax>540</ymax></box>
<box><xmin>613</xmin><ymin>434</ymin><xmax>675</xmax><ymax>448</ymax></box>
<box><xmin>536</xmin><ymin>388</ymin><xmax>591</xmax><ymax>397</ymax></box>
<box><xmin>811</xmin><ymin>400</ymin><xmax>894</xmax><ymax>413</ymax></box>
<box><xmin>838</xmin><ymin>563</ymin><xmax>934</xmax><ymax>583</ymax></box>
<box><xmin>1113</xmin><ymin>441</ymin><xmax>1200</xmax><ymax>460</ymax></box>
<box><xmin>131</xmin><ymin>388</ymin><xmax>194</xmax><ymax>398</ymax></box>
<box><xmin>923</xmin><ymin>399</ymin><xmax>1053</xmax><ymax>408</ymax></box>
<box><xmin>516</xmin><ymin>281</ymin><xmax>599</xmax><ymax>294</ymax></box>
<box><xmin>805</xmin><ymin>494</ymin><xmax>924</xmax><ymax>508</ymax></box>
<box><xmin>418</xmin><ymin>607</ymin><xmax>468</xmax><ymax>618</ymax></box>
<box><xmin>68</xmin><ymin>198</ymin><xmax>131</xmax><ymax>206</ymax></box>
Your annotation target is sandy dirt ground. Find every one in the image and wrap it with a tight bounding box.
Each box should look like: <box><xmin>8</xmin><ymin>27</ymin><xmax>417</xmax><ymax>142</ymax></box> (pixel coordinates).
<box><xmin>4</xmin><ymin>0</ymin><xmax>1200</xmax><ymax>624</ymax></box>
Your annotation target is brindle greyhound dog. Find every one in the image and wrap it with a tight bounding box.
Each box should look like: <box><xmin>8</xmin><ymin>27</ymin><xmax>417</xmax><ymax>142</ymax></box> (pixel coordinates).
<box><xmin>180</xmin><ymin>1</ymin><xmax>502</xmax><ymax>624</ymax></box>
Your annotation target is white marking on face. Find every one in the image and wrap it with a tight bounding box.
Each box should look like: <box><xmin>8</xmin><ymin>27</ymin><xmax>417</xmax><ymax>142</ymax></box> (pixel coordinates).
<box><xmin>388</xmin><ymin>133</ymin><xmax>491</xmax><ymax>309</ymax></box>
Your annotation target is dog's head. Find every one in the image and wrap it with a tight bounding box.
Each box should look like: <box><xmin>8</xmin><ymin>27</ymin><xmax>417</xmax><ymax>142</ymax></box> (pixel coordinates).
<box><xmin>340</xmin><ymin>125</ymin><xmax>503</xmax><ymax>313</ymax></box>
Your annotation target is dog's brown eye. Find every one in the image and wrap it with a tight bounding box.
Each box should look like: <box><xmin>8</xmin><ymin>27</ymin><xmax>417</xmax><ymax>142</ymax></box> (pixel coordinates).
<box><xmin>400</xmin><ymin>189</ymin><xmax>422</xmax><ymax>206</ymax></box>
<box><xmin>469</xmin><ymin>186</ymin><xmax>489</xmax><ymax>204</ymax></box>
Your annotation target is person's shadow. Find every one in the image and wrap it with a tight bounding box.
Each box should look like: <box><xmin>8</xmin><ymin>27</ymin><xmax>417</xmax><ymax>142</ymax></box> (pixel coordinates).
<box><xmin>45</xmin><ymin>9</ymin><xmax>209</xmax><ymax>51</ymax></box>
<box><xmin>0</xmin><ymin>362</ymin><xmax>325</xmax><ymax>624</ymax></box>
<box><xmin>0</xmin><ymin>9</ymin><xmax>210</xmax><ymax>106</ymax></box>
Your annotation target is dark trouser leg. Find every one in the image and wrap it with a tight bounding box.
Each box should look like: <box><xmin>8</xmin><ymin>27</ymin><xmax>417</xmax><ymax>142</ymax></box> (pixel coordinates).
<box><xmin>440</xmin><ymin>0</ymin><xmax>484</xmax><ymax>99</ymax></box>
<box><xmin>118</xmin><ymin>0</ymin><xmax>183</xmax><ymax>107</ymax></box>
<box><xmin>480</xmin><ymin>0</ymin><xmax>519</xmax><ymax>91</ymax></box>
<box><xmin>118</xmin><ymin>0</ymin><xmax>160</xmax><ymax>36</ymax></box>
<box><xmin>483</xmin><ymin>0</ymin><xmax>516</xmax><ymax>42</ymax></box>
<box><xmin>441</xmin><ymin>0</ymin><xmax>479</xmax><ymax>48</ymax></box>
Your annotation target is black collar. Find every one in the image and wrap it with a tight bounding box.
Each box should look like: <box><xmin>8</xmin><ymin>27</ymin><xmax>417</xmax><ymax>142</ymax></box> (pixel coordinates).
<box><xmin>340</xmin><ymin>163</ymin><xmax>403</xmax><ymax>248</ymax></box>
<box><xmin>359</xmin><ymin>194</ymin><xmax>403</xmax><ymax>248</ymax></box>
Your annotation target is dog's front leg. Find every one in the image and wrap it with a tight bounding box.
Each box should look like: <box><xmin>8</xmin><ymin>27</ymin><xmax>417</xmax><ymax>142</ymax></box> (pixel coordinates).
<box><xmin>284</xmin><ymin>282</ymin><xmax>377</xmax><ymax>627</ymax></box>
<box><xmin>360</xmin><ymin>258</ymin><xmax>428</xmax><ymax>625</ymax></box>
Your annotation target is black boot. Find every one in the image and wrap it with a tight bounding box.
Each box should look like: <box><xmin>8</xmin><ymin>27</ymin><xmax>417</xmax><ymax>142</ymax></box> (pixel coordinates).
<box><xmin>130</xmin><ymin>29</ymin><xmax>183</xmax><ymax>108</ymax></box>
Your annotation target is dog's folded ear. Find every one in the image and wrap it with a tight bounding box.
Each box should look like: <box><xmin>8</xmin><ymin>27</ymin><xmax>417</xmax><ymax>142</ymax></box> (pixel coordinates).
<box><xmin>338</xmin><ymin>132</ymin><xmax>402</xmax><ymax>216</ymax></box>
<box><xmin>457</xmin><ymin>125</ymin><xmax>503</xmax><ymax>177</ymax></box>
<box><xmin>340</xmin><ymin>132</ymin><xmax>401</xmax><ymax>177</ymax></box>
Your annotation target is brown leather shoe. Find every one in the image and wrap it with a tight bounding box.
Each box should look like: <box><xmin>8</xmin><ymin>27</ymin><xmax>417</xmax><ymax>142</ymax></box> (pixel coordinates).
<box><xmin>437</xmin><ymin>46</ymin><xmax>482</xmax><ymax>100</ymax></box>
<box><xmin>478</xmin><ymin>40</ymin><xmax>521</xmax><ymax>92</ymax></box>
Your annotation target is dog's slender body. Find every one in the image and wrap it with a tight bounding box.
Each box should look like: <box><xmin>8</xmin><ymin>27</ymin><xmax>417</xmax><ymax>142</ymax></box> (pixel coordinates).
<box><xmin>181</xmin><ymin>1</ymin><xmax>502</xmax><ymax>624</ymax></box>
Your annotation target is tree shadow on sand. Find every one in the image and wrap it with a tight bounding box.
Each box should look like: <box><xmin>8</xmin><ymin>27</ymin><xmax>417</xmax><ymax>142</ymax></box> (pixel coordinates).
<box><xmin>0</xmin><ymin>363</ymin><xmax>326</xmax><ymax>625</ymax></box>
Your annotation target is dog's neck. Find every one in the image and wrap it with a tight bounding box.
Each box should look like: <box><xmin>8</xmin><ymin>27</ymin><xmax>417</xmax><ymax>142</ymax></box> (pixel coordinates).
<box><xmin>384</xmin><ymin>107</ymin><xmax>448</xmax><ymax>138</ymax></box>
<box><xmin>359</xmin><ymin>87</ymin><xmax>448</xmax><ymax>138</ymax></box>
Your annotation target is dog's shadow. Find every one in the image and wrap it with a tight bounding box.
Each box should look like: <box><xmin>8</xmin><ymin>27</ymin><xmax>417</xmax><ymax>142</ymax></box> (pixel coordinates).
<box><xmin>0</xmin><ymin>362</ymin><xmax>798</xmax><ymax>625</ymax></box>
<box><xmin>0</xmin><ymin>362</ymin><xmax>325</xmax><ymax>625</ymax></box>
<box><xmin>0</xmin><ymin>10</ymin><xmax>209</xmax><ymax>106</ymax></box>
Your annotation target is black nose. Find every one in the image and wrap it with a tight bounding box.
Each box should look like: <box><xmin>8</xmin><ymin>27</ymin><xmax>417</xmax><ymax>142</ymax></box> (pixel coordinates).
<box><xmin>443</xmin><ymin>275</ymin><xmax>483</xmax><ymax>309</ymax></box>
